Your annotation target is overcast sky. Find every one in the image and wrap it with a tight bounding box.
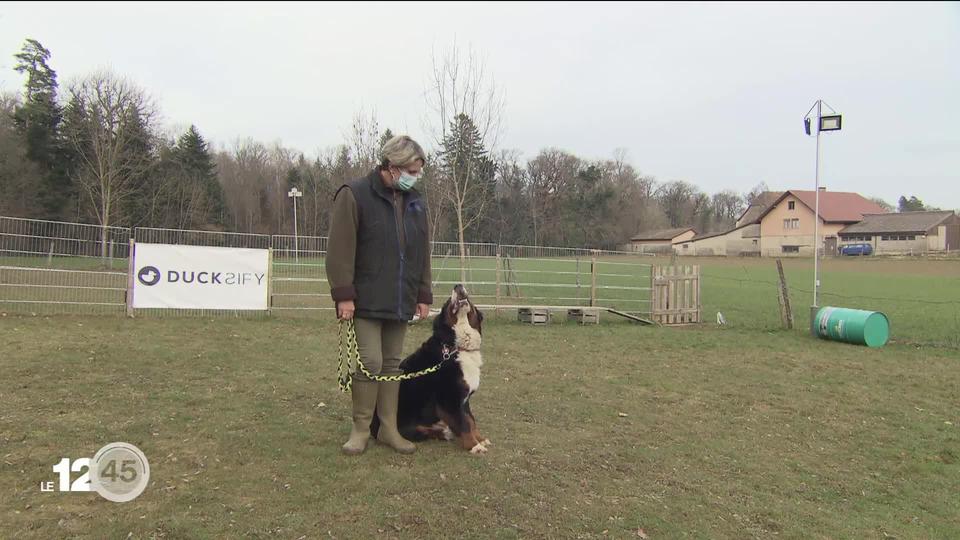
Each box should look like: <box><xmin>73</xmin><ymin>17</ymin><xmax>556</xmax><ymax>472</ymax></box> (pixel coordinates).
<box><xmin>2</xmin><ymin>2</ymin><xmax>958</xmax><ymax>208</ymax></box>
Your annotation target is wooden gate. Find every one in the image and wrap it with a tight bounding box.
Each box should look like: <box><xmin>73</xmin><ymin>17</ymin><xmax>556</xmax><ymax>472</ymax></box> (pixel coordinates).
<box><xmin>651</xmin><ymin>265</ymin><xmax>701</xmax><ymax>325</ymax></box>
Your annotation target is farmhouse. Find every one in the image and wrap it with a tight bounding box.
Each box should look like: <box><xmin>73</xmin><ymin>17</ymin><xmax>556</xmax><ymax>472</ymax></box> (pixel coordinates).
<box><xmin>839</xmin><ymin>211</ymin><xmax>960</xmax><ymax>254</ymax></box>
<box><xmin>673</xmin><ymin>192</ymin><xmax>781</xmax><ymax>256</ymax></box>
<box><xmin>673</xmin><ymin>224</ymin><xmax>760</xmax><ymax>256</ymax></box>
<box><xmin>756</xmin><ymin>189</ymin><xmax>886</xmax><ymax>257</ymax></box>
<box><xmin>628</xmin><ymin>227</ymin><xmax>696</xmax><ymax>253</ymax></box>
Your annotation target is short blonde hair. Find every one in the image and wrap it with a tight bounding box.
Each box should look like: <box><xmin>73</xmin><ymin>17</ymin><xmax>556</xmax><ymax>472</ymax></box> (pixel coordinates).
<box><xmin>380</xmin><ymin>135</ymin><xmax>426</xmax><ymax>169</ymax></box>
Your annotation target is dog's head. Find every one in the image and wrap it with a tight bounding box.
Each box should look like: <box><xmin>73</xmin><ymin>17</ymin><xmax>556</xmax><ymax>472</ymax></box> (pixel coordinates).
<box><xmin>435</xmin><ymin>284</ymin><xmax>483</xmax><ymax>351</ymax></box>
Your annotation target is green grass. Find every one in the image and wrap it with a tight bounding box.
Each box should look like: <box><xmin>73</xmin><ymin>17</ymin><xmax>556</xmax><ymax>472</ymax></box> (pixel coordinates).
<box><xmin>697</xmin><ymin>256</ymin><xmax>960</xmax><ymax>348</ymax></box>
<box><xmin>1</xmin><ymin>315</ymin><xmax>959</xmax><ymax>538</ymax></box>
<box><xmin>4</xmin><ymin>253</ymin><xmax>958</xmax><ymax>347</ymax></box>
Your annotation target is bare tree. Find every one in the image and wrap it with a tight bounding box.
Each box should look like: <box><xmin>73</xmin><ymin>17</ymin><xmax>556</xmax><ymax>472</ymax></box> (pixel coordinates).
<box><xmin>526</xmin><ymin>149</ymin><xmax>579</xmax><ymax>246</ymax></box>
<box><xmin>744</xmin><ymin>181</ymin><xmax>771</xmax><ymax>205</ymax></box>
<box><xmin>416</xmin><ymin>152</ymin><xmax>449</xmax><ymax>251</ymax></box>
<box><xmin>424</xmin><ymin>42</ymin><xmax>505</xmax><ymax>280</ymax></box>
<box><xmin>268</xmin><ymin>142</ymin><xmax>294</xmax><ymax>233</ymax></box>
<box><xmin>63</xmin><ymin>71</ymin><xmax>157</xmax><ymax>255</ymax></box>
<box><xmin>220</xmin><ymin>138</ymin><xmax>270</xmax><ymax>232</ymax></box>
<box><xmin>347</xmin><ymin>107</ymin><xmax>381</xmax><ymax>173</ymax></box>
<box><xmin>868</xmin><ymin>196</ymin><xmax>894</xmax><ymax>213</ymax></box>
<box><xmin>711</xmin><ymin>190</ymin><xmax>745</xmax><ymax>228</ymax></box>
<box><xmin>655</xmin><ymin>180</ymin><xmax>698</xmax><ymax>228</ymax></box>
<box><xmin>606</xmin><ymin>149</ymin><xmax>660</xmax><ymax>246</ymax></box>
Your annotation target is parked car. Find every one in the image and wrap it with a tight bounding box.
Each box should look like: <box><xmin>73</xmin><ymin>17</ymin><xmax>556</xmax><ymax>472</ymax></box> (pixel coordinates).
<box><xmin>838</xmin><ymin>243</ymin><xmax>873</xmax><ymax>256</ymax></box>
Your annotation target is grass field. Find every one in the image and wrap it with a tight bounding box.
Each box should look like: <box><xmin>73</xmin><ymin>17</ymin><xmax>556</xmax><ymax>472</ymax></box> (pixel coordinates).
<box><xmin>2</xmin><ymin>253</ymin><xmax>959</xmax><ymax>537</ymax></box>
<box><xmin>2</xmin><ymin>313</ymin><xmax>959</xmax><ymax>538</ymax></box>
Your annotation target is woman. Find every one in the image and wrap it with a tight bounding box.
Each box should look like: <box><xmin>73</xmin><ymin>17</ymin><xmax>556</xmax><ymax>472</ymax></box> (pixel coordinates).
<box><xmin>326</xmin><ymin>135</ymin><xmax>433</xmax><ymax>455</ymax></box>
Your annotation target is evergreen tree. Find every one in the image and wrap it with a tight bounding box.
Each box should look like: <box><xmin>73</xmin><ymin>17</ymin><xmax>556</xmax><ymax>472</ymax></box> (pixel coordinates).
<box><xmin>563</xmin><ymin>164</ymin><xmax>615</xmax><ymax>248</ymax></box>
<box><xmin>174</xmin><ymin>125</ymin><xmax>224</xmax><ymax>225</ymax></box>
<box><xmin>12</xmin><ymin>39</ymin><xmax>68</xmax><ymax>218</ymax></box>
<box><xmin>898</xmin><ymin>195</ymin><xmax>925</xmax><ymax>212</ymax></box>
<box><xmin>436</xmin><ymin>113</ymin><xmax>495</xmax><ymax>273</ymax></box>
<box><xmin>119</xmin><ymin>107</ymin><xmax>157</xmax><ymax>226</ymax></box>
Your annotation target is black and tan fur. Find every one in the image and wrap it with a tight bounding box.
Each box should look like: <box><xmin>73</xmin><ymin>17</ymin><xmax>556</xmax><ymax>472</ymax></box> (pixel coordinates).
<box><xmin>371</xmin><ymin>284</ymin><xmax>490</xmax><ymax>454</ymax></box>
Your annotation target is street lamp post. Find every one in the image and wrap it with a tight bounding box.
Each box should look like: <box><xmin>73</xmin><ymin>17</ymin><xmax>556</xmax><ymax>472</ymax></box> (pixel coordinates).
<box><xmin>288</xmin><ymin>187</ymin><xmax>302</xmax><ymax>262</ymax></box>
<box><xmin>803</xmin><ymin>100</ymin><xmax>841</xmax><ymax>323</ymax></box>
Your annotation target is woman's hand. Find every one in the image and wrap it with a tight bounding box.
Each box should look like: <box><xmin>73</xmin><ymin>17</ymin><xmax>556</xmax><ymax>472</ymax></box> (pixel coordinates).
<box><xmin>337</xmin><ymin>300</ymin><xmax>355</xmax><ymax>320</ymax></box>
<box><xmin>416</xmin><ymin>303</ymin><xmax>430</xmax><ymax>321</ymax></box>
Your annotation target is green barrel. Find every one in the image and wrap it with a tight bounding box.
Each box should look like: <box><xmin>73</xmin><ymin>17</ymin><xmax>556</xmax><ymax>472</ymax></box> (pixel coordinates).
<box><xmin>812</xmin><ymin>306</ymin><xmax>890</xmax><ymax>347</ymax></box>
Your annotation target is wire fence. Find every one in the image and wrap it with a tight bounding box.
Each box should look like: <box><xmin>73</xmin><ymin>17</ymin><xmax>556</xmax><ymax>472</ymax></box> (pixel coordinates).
<box><xmin>2</xmin><ymin>215</ymin><xmax>954</xmax><ymax>347</ymax></box>
<box><xmin>699</xmin><ymin>259</ymin><xmax>960</xmax><ymax>349</ymax></box>
<box><xmin>0</xmin><ymin>216</ymin><xmax>657</xmax><ymax>320</ymax></box>
<box><xmin>0</xmin><ymin>216</ymin><xmax>130</xmax><ymax>270</ymax></box>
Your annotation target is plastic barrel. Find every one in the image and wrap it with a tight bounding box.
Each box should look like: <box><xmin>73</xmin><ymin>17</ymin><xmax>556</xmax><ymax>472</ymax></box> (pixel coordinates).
<box><xmin>812</xmin><ymin>306</ymin><xmax>890</xmax><ymax>347</ymax></box>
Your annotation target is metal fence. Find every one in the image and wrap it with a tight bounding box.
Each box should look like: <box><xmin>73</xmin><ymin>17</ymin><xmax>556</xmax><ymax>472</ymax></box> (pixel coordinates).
<box><xmin>134</xmin><ymin>227</ymin><xmax>271</xmax><ymax>249</ymax></box>
<box><xmin>0</xmin><ymin>216</ymin><xmax>130</xmax><ymax>269</ymax></box>
<box><xmin>0</xmin><ymin>215</ymin><xmax>657</xmax><ymax>319</ymax></box>
<box><xmin>0</xmin><ymin>217</ymin><xmax>130</xmax><ymax>315</ymax></box>
<box><xmin>270</xmin><ymin>234</ymin><xmax>328</xmax><ymax>313</ymax></box>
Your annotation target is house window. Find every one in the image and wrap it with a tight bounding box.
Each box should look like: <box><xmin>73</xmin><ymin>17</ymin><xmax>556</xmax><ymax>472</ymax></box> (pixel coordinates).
<box><xmin>782</xmin><ymin>246</ymin><xmax>800</xmax><ymax>253</ymax></box>
<box><xmin>783</xmin><ymin>218</ymin><xmax>800</xmax><ymax>230</ymax></box>
<box><xmin>752</xmin><ymin>239</ymin><xmax>758</xmax><ymax>245</ymax></box>
<box><xmin>788</xmin><ymin>201</ymin><xmax>796</xmax><ymax>210</ymax></box>
<box><xmin>881</xmin><ymin>235</ymin><xmax>890</xmax><ymax>241</ymax></box>
<box><xmin>683</xmin><ymin>244</ymin><xmax>689</xmax><ymax>249</ymax></box>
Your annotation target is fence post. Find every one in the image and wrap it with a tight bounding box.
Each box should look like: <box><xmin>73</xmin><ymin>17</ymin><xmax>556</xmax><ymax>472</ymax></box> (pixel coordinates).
<box><xmin>590</xmin><ymin>250</ymin><xmax>598</xmax><ymax>307</ymax></box>
<box><xmin>267</xmin><ymin>247</ymin><xmax>274</xmax><ymax>316</ymax></box>
<box><xmin>47</xmin><ymin>241</ymin><xmax>54</xmax><ymax>267</ymax></box>
<box><xmin>651</xmin><ymin>265</ymin><xmax>660</xmax><ymax>324</ymax></box>
<box><xmin>495</xmin><ymin>250</ymin><xmax>501</xmax><ymax>307</ymax></box>
<box><xmin>695</xmin><ymin>264</ymin><xmax>701</xmax><ymax>323</ymax></box>
<box><xmin>126</xmin><ymin>238</ymin><xmax>136</xmax><ymax>318</ymax></box>
<box><xmin>776</xmin><ymin>259</ymin><xmax>794</xmax><ymax>330</ymax></box>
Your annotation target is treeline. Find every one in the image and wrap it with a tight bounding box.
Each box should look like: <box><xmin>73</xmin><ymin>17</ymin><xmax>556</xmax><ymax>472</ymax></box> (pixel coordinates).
<box><xmin>2</xmin><ymin>38</ymin><xmax>832</xmax><ymax>249</ymax></box>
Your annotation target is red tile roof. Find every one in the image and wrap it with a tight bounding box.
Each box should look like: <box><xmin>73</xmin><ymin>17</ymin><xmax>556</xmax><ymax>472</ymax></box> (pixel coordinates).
<box><xmin>761</xmin><ymin>190</ymin><xmax>888</xmax><ymax>223</ymax></box>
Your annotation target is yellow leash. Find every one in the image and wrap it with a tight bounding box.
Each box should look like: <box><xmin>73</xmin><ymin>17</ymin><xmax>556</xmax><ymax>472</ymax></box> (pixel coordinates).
<box><xmin>337</xmin><ymin>318</ymin><xmax>449</xmax><ymax>393</ymax></box>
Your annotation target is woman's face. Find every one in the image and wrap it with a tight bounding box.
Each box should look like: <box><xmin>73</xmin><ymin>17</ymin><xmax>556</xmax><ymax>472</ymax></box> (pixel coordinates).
<box><xmin>389</xmin><ymin>160</ymin><xmax>424</xmax><ymax>184</ymax></box>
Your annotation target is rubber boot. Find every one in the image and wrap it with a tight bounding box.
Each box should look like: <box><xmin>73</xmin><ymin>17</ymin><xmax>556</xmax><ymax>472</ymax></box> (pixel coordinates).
<box><xmin>375</xmin><ymin>381</ymin><xmax>416</xmax><ymax>454</ymax></box>
<box><xmin>341</xmin><ymin>379</ymin><xmax>378</xmax><ymax>455</ymax></box>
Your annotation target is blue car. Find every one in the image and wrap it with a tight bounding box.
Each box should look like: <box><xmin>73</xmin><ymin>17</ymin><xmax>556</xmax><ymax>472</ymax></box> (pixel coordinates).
<box><xmin>839</xmin><ymin>243</ymin><xmax>873</xmax><ymax>256</ymax></box>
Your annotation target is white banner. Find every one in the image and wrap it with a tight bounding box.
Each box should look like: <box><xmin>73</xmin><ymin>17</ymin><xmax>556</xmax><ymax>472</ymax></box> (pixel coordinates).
<box><xmin>131</xmin><ymin>243</ymin><xmax>269</xmax><ymax>310</ymax></box>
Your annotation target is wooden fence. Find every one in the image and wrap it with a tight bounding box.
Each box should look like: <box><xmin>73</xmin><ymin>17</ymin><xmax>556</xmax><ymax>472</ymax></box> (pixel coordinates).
<box><xmin>651</xmin><ymin>265</ymin><xmax>701</xmax><ymax>324</ymax></box>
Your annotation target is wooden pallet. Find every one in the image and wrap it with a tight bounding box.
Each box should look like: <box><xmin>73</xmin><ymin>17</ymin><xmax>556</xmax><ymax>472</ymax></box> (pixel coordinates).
<box><xmin>567</xmin><ymin>308</ymin><xmax>600</xmax><ymax>325</ymax></box>
<box><xmin>517</xmin><ymin>307</ymin><xmax>551</xmax><ymax>325</ymax></box>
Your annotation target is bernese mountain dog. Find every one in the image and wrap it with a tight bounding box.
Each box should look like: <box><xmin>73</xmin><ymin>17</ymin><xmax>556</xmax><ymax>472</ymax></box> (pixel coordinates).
<box><xmin>371</xmin><ymin>284</ymin><xmax>491</xmax><ymax>454</ymax></box>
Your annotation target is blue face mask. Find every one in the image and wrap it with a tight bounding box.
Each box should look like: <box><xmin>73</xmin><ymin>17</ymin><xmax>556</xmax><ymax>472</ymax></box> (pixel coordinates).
<box><xmin>396</xmin><ymin>170</ymin><xmax>421</xmax><ymax>191</ymax></box>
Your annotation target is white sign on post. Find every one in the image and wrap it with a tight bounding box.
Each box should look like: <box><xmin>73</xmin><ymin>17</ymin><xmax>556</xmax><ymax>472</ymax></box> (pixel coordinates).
<box><xmin>131</xmin><ymin>243</ymin><xmax>269</xmax><ymax>310</ymax></box>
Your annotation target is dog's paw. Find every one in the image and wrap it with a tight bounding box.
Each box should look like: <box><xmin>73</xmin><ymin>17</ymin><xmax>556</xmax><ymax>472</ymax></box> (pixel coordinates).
<box><xmin>469</xmin><ymin>442</ymin><xmax>488</xmax><ymax>455</ymax></box>
<box><xmin>442</xmin><ymin>427</ymin><xmax>455</xmax><ymax>441</ymax></box>
<box><xmin>479</xmin><ymin>437</ymin><xmax>492</xmax><ymax>446</ymax></box>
